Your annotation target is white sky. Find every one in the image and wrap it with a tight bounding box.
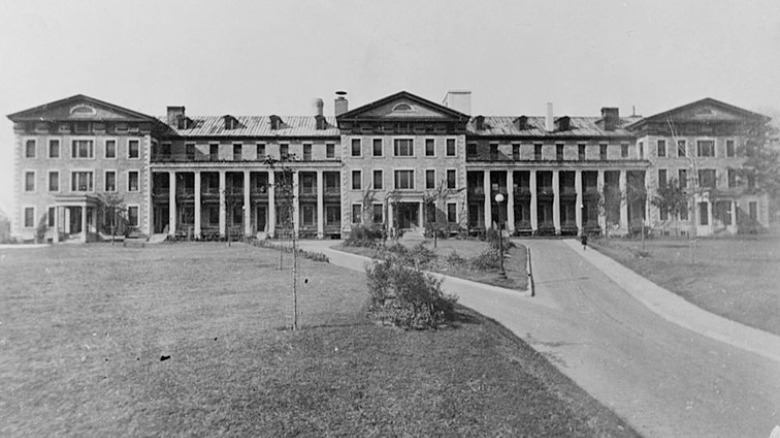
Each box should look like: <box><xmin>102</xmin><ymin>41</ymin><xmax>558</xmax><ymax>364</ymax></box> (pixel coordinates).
<box><xmin>1</xmin><ymin>0</ymin><xmax>779</xmax><ymax>212</ymax></box>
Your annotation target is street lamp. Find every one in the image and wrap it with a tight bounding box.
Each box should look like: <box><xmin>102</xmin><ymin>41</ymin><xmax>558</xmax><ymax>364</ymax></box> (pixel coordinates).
<box><xmin>494</xmin><ymin>193</ymin><xmax>506</xmax><ymax>278</ymax></box>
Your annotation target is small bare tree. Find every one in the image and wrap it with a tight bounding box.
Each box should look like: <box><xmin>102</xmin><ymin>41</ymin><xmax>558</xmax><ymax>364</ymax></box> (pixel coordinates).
<box><xmin>423</xmin><ymin>180</ymin><xmax>464</xmax><ymax>248</ymax></box>
<box><xmin>97</xmin><ymin>193</ymin><xmax>127</xmax><ymax>245</ymax></box>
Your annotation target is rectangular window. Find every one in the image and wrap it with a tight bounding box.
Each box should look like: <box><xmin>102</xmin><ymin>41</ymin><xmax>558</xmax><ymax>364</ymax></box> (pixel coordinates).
<box><xmin>128</xmin><ymin>206</ymin><xmax>139</xmax><ymax>227</ymax></box>
<box><xmin>728</xmin><ymin>169</ymin><xmax>737</xmax><ymax>188</ymax></box>
<box><xmin>446</xmin><ymin>139</ymin><xmax>456</xmax><ymax>156</ymax></box>
<box><xmin>49</xmin><ymin>171</ymin><xmax>59</xmax><ymax>192</ymax></box>
<box><xmin>233</xmin><ymin>143</ymin><xmax>242</xmax><ymax>161</ymax></box>
<box><xmin>749</xmin><ymin>202</ymin><xmax>758</xmax><ymax>220</ymax></box>
<box><xmin>679</xmin><ymin>169</ymin><xmax>688</xmax><ymax>189</ymax></box>
<box><xmin>660</xmin><ymin>206</ymin><xmax>669</xmax><ymax>221</ymax></box>
<box><xmin>578</xmin><ymin>144</ymin><xmax>586</xmax><ymax>161</ymax></box>
<box><xmin>534</xmin><ymin>144</ymin><xmax>543</xmax><ymax>160</ymax></box>
<box><xmin>372</xmin><ymin>204</ymin><xmax>383</xmax><ymax>223</ymax></box>
<box><xmin>351</xmin><ymin>138</ymin><xmax>361</xmax><ymax>157</ymax></box>
<box><xmin>352</xmin><ymin>204</ymin><xmax>362</xmax><ymax>224</ymax></box>
<box><xmin>49</xmin><ymin>139</ymin><xmax>60</xmax><ymax>158</ymax></box>
<box><xmin>326</xmin><ymin>205</ymin><xmax>340</xmax><ymax>224</ymax></box>
<box><xmin>447</xmin><ymin>203</ymin><xmax>457</xmax><ymax>223</ymax></box>
<box><xmin>425</xmin><ymin>139</ymin><xmax>435</xmax><ymax>156</ymax></box>
<box><xmin>426</xmin><ymin>169</ymin><xmax>436</xmax><ymax>189</ymax></box>
<box><xmin>303</xmin><ymin>144</ymin><xmax>312</xmax><ymax>161</ymax></box>
<box><xmin>447</xmin><ymin>169</ymin><xmax>456</xmax><ymax>189</ymax></box>
<box><xmin>726</xmin><ymin>140</ymin><xmax>735</xmax><ymax>157</ymax></box>
<box><xmin>280</xmin><ymin>144</ymin><xmax>289</xmax><ymax>159</ymax></box>
<box><xmin>128</xmin><ymin>139</ymin><xmax>140</xmax><ymax>158</ymax></box>
<box><xmin>698</xmin><ymin>169</ymin><xmax>716</xmax><ymax>188</ymax></box>
<box><xmin>658</xmin><ymin>169</ymin><xmax>667</xmax><ymax>188</ymax></box>
<box><xmin>128</xmin><ymin>171</ymin><xmax>139</xmax><ymax>192</ymax></box>
<box><xmin>394</xmin><ymin>138</ymin><xmax>414</xmax><ymax>156</ymax></box>
<box><xmin>326</xmin><ymin>143</ymin><xmax>335</xmax><ymax>158</ymax></box>
<box><xmin>513</xmin><ymin>144</ymin><xmax>521</xmax><ymax>161</ymax></box>
<box><xmin>599</xmin><ymin>144</ymin><xmax>607</xmax><ymax>160</ymax></box>
<box><xmin>657</xmin><ymin>140</ymin><xmax>666</xmax><ymax>157</ymax></box>
<box><xmin>48</xmin><ymin>207</ymin><xmax>55</xmax><ymax>227</ymax></box>
<box><xmin>25</xmin><ymin>139</ymin><xmax>36</xmax><ymax>158</ymax></box>
<box><xmin>372</xmin><ymin>138</ymin><xmax>382</xmax><ymax>157</ymax></box>
<box><xmin>210</xmin><ymin>144</ymin><xmax>219</xmax><ymax>160</ymax></box>
<box><xmin>394</xmin><ymin>170</ymin><xmax>414</xmax><ymax>189</ymax></box>
<box><xmin>186</xmin><ymin>143</ymin><xmax>195</xmax><ymax>160</ymax></box>
<box><xmin>25</xmin><ymin>171</ymin><xmax>35</xmax><ymax>192</ymax></box>
<box><xmin>677</xmin><ymin>140</ymin><xmax>687</xmax><ymax>157</ymax></box>
<box><xmin>351</xmin><ymin>170</ymin><xmax>361</xmax><ymax>190</ymax></box>
<box><xmin>105</xmin><ymin>171</ymin><xmax>116</xmax><ymax>192</ymax></box>
<box><xmin>104</xmin><ymin>139</ymin><xmax>116</xmax><ymax>158</ymax></box>
<box><xmin>638</xmin><ymin>142</ymin><xmax>644</xmax><ymax>159</ymax></box>
<box><xmin>490</xmin><ymin>143</ymin><xmax>499</xmax><ymax>160</ymax></box>
<box><xmin>699</xmin><ymin>202</ymin><xmax>709</xmax><ymax>225</ymax></box>
<box><xmin>680</xmin><ymin>204</ymin><xmax>689</xmax><ymax>221</ymax></box>
<box><xmin>697</xmin><ymin>140</ymin><xmax>715</xmax><ymax>157</ymax></box>
<box><xmin>24</xmin><ymin>207</ymin><xmax>34</xmax><ymax>227</ymax></box>
<box><xmin>71</xmin><ymin>171</ymin><xmax>94</xmax><ymax>192</ymax></box>
<box><xmin>71</xmin><ymin>139</ymin><xmax>94</xmax><ymax>158</ymax></box>
<box><xmin>373</xmin><ymin>170</ymin><xmax>383</xmax><ymax>190</ymax></box>
<box><xmin>257</xmin><ymin>143</ymin><xmax>266</xmax><ymax>159</ymax></box>
<box><xmin>302</xmin><ymin>205</ymin><xmax>316</xmax><ymax>226</ymax></box>
<box><xmin>621</xmin><ymin>144</ymin><xmax>629</xmax><ymax>158</ymax></box>
<box><xmin>467</xmin><ymin>143</ymin><xmax>477</xmax><ymax>157</ymax></box>
<box><xmin>747</xmin><ymin>171</ymin><xmax>756</xmax><ymax>189</ymax></box>
<box><xmin>556</xmin><ymin>144</ymin><xmax>564</xmax><ymax>161</ymax></box>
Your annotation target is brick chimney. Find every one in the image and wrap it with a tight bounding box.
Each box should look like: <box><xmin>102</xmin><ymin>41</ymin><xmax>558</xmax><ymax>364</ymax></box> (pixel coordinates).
<box><xmin>335</xmin><ymin>91</ymin><xmax>348</xmax><ymax>116</ymax></box>
<box><xmin>601</xmin><ymin>107</ymin><xmax>620</xmax><ymax>131</ymax></box>
<box><xmin>167</xmin><ymin>106</ymin><xmax>185</xmax><ymax>126</ymax></box>
<box><xmin>545</xmin><ymin>103</ymin><xmax>554</xmax><ymax>132</ymax></box>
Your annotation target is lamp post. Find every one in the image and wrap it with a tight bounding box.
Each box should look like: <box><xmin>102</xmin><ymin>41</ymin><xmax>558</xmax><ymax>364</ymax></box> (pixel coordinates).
<box><xmin>495</xmin><ymin>193</ymin><xmax>506</xmax><ymax>278</ymax></box>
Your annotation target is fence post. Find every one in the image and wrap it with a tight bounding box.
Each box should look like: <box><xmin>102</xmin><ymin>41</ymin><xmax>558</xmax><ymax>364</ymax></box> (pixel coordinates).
<box><xmin>527</xmin><ymin>246</ymin><xmax>535</xmax><ymax>297</ymax></box>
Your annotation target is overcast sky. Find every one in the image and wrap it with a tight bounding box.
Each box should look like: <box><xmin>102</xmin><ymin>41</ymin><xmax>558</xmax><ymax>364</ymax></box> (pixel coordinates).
<box><xmin>1</xmin><ymin>0</ymin><xmax>779</xmax><ymax>212</ymax></box>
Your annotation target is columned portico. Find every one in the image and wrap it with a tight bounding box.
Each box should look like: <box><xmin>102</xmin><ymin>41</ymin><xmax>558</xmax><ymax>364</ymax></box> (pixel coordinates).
<box><xmin>218</xmin><ymin>170</ymin><xmax>226</xmax><ymax>237</ymax></box>
<box><xmin>597</xmin><ymin>170</ymin><xmax>606</xmax><ymax>232</ymax></box>
<box><xmin>619</xmin><ymin>170</ymin><xmax>628</xmax><ymax>233</ymax></box>
<box><xmin>506</xmin><ymin>170</ymin><xmax>515</xmax><ymax>233</ymax></box>
<box><xmin>483</xmin><ymin>171</ymin><xmax>492</xmax><ymax>229</ymax></box>
<box><xmin>552</xmin><ymin>170</ymin><xmax>561</xmax><ymax>234</ymax></box>
<box><xmin>169</xmin><ymin>171</ymin><xmax>177</xmax><ymax>236</ymax></box>
<box><xmin>529</xmin><ymin>170</ymin><xmax>538</xmax><ymax>231</ymax></box>
<box><xmin>243</xmin><ymin>170</ymin><xmax>251</xmax><ymax>237</ymax></box>
<box><xmin>194</xmin><ymin>171</ymin><xmax>202</xmax><ymax>238</ymax></box>
<box><xmin>268</xmin><ymin>171</ymin><xmax>276</xmax><ymax>237</ymax></box>
<box><xmin>575</xmin><ymin>169</ymin><xmax>583</xmax><ymax>235</ymax></box>
<box><xmin>316</xmin><ymin>170</ymin><xmax>324</xmax><ymax>239</ymax></box>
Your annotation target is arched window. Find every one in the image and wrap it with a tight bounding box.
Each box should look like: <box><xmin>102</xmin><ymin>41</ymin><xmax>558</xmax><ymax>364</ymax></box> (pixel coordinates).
<box><xmin>393</xmin><ymin>103</ymin><xmax>413</xmax><ymax>112</ymax></box>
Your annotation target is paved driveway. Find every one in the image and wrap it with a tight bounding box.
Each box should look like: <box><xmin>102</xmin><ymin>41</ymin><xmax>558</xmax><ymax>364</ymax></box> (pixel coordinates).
<box><xmin>298</xmin><ymin>239</ymin><xmax>780</xmax><ymax>438</ymax></box>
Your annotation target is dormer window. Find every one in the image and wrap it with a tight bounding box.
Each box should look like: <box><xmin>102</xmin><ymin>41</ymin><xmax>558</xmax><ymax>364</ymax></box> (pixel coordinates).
<box><xmin>555</xmin><ymin>116</ymin><xmax>571</xmax><ymax>131</ymax></box>
<box><xmin>177</xmin><ymin>117</ymin><xmax>192</xmax><ymax>129</ymax></box>
<box><xmin>269</xmin><ymin>115</ymin><xmax>283</xmax><ymax>130</ymax></box>
<box><xmin>474</xmin><ymin>115</ymin><xmax>485</xmax><ymax>131</ymax></box>
<box><xmin>393</xmin><ymin>103</ymin><xmax>413</xmax><ymax>112</ymax></box>
<box><xmin>514</xmin><ymin>116</ymin><xmax>529</xmax><ymax>130</ymax></box>
<box><xmin>223</xmin><ymin>115</ymin><xmax>240</xmax><ymax>130</ymax></box>
<box><xmin>315</xmin><ymin>115</ymin><xmax>327</xmax><ymax>130</ymax></box>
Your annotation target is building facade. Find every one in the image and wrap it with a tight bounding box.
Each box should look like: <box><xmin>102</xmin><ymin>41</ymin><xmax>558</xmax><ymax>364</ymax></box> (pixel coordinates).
<box><xmin>7</xmin><ymin>91</ymin><xmax>772</xmax><ymax>242</ymax></box>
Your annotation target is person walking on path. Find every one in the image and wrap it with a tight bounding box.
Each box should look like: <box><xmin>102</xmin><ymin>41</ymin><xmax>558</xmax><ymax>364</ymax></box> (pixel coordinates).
<box><xmin>580</xmin><ymin>233</ymin><xmax>588</xmax><ymax>250</ymax></box>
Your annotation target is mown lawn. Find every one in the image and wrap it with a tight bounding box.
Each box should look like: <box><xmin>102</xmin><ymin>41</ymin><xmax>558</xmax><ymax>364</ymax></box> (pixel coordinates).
<box><xmin>590</xmin><ymin>236</ymin><xmax>780</xmax><ymax>336</ymax></box>
<box><xmin>337</xmin><ymin>238</ymin><xmax>529</xmax><ymax>291</ymax></box>
<box><xmin>0</xmin><ymin>243</ymin><xmax>635</xmax><ymax>437</ymax></box>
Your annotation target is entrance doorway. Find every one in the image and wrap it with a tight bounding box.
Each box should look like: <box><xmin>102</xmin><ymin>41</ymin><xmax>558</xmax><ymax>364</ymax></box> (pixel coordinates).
<box><xmin>68</xmin><ymin>207</ymin><xmax>82</xmax><ymax>234</ymax></box>
<box><xmin>154</xmin><ymin>205</ymin><xmax>169</xmax><ymax>233</ymax></box>
<box><xmin>397</xmin><ymin>202</ymin><xmax>420</xmax><ymax>229</ymax></box>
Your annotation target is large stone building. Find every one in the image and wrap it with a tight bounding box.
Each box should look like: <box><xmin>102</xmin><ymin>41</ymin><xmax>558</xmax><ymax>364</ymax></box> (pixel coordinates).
<box><xmin>7</xmin><ymin>91</ymin><xmax>771</xmax><ymax>242</ymax></box>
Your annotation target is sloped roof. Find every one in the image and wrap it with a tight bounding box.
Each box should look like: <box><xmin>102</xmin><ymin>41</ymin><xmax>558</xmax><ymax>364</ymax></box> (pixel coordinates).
<box><xmin>467</xmin><ymin>116</ymin><xmax>637</xmax><ymax>138</ymax></box>
<box><xmin>161</xmin><ymin>115</ymin><xmax>341</xmax><ymax>137</ymax></box>
<box><xmin>338</xmin><ymin>90</ymin><xmax>470</xmax><ymax>121</ymax></box>
<box><xmin>625</xmin><ymin>97</ymin><xmax>770</xmax><ymax>129</ymax></box>
<box><xmin>7</xmin><ymin>94</ymin><xmax>158</xmax><ymax>122</ymax></box>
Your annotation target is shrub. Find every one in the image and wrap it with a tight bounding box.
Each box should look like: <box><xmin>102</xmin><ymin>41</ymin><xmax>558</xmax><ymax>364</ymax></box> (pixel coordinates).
<box><xmin>485</xmin><ymin>228</ymin><xmax>515</xmax><ymax>251</ymax></box>
<box><xmin>403</xmin><ymin>242</ymin><xmax>437</xmax><ymax>269</ymax></box>
<box><xmin>471</xmin><ymin>247</ymin><xmax>502</xmax><ymax>271</ymax></box>
<box><xmin>365</xmin><ymin>256</ymin><xmax>458</xmax><ymax>329</ymax></box>
<box><xmin>445</xmin><ymin>250</ymin><xmax>466</xmax><ymax>267</ymax></box>
<box><xmin>345</xmin><ymin>224</ymin><xmax>385</xmax><ymax>247</ymax></box>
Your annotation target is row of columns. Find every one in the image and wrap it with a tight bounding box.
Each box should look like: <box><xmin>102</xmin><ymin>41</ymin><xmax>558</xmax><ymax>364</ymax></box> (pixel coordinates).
<box><xmin>165</xmin><ymin>169</ymin><xmax>327</xmax><ymax>239</ymax></box>
<box><xmin>482</xmin><ymin>169</ymin><xmax>631</xmax><ymax>235</ymax></box>
<box><xmin>51</xmin><ymin>204</ymin><xmax>90</xmax><ymax>243</ymax></box>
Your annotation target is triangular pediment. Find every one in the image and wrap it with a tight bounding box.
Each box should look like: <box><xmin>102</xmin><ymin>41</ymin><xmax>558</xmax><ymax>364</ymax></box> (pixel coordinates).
<box><xmin>628</xmin><ymin>98</ymin><xmax>769</xmax><ymax>129</ymax></box>
<box><xmin>337</xmin><ymin>91</ymin><xmax>469</xmax><ymax>121</ymax></box>
<box><xmin>7</xmin><ymin>94</ymin><xmax>156</xmax><ymax>122</ymax></box>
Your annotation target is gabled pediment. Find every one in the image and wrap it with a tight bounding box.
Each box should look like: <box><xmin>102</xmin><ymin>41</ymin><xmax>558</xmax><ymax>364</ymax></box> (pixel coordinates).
<box><xmin>628</xmin><ymin>98</ymin><xmax>770</xmax><ymax>129</ymax></box>
<box><xmin>7</xmin><ymin>94</ymin><xmax>157</xmax><ymax>123</ymax></box>
<box><xmin>337</xmin><ymin>91</ymin><xmax>469</xmax><ymax>122</ymax></box>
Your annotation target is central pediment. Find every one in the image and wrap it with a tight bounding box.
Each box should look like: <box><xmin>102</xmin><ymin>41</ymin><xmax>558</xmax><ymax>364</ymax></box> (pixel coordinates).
<box><xmin>337</xmin><ymin>91</ymin><xmax>469</xmax><ymax>122</ymax></box>
<box><xmin>627</xmin><ymin>97</ymin><xmax>770</xmax><ymax>130</ymax></box>
<box><xmin>7</xmin><ymin>94</ymin><xmax>157</xmax><ymax>123</ymax></box>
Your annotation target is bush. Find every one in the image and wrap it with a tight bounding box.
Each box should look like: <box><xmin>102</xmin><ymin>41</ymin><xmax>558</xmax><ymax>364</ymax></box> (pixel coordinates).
<box><xmin>365</xmin><ymin>256</ymin><xmax>458</xmax><ymax>329</ymax></box>
<box><xmin>471</xmin><ymin>247</ymin><xmax>502</xmax><ymax>271</ymax></box>
<box><xmin>485</xmin><ymin>228</ymin><xmax>515</xmax><ymax>251</ymax></box>
<box><xmin>445</xmin><ymin>250</ymin><xmax>466</xmax><ymax>267</ymax></box>
<box><xmin>345</xmin><ymin>224</ymin><xmax>386</xmax><ymax>247</ymax></box>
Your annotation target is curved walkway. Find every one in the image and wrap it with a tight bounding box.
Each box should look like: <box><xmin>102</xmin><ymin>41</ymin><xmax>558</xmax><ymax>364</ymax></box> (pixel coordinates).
<box><xmin>298</xmin><ymin>239</ymin><xmax>780</xmax><ymax>438</ymax></box>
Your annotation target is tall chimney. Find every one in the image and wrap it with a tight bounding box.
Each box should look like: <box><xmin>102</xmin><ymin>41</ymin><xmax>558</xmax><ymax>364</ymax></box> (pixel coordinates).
<box><xmin>545</xmin><ymin>102</ymin><xmax>554</xmax><ymax>132</ymax></box>
<box><xmin>167</xmin><ymin>106</ymin><xmax>185</xmax><ymax>126</ymax></box>
<box><xmin>442</xmin><ymin>90</ymin><xmax>471</xmax><ymax>115</ymax></box>
<box><xmin>334</xmin><ymin>91</ymin><xmax>348</xmax><ymax>116</ymax></box>
<box><xmin>601</xmin><ymin>107</ymin><xmax>620</xmax><ymax>131</ymax></box>
<box><xmin>313</xmin><ymin>98</ymin><xmax>324</xmax><ymax>116</ymax></box>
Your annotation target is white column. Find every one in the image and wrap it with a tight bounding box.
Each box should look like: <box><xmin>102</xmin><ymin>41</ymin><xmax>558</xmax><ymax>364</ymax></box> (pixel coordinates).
<box><xmin>316</xmin><ymin>170</ymin><xmax>324</xmax><ymax>239</ymax></box>
<box><xmin>268</xmin><ymin>171</ymin><xmax>276</xmax><ymax>237</ymax></box>
<box><xmin>53</xmin><ymin>206</ymin><xmax>60</xmax><ymax>243</ymax></box>
<box><xmin>552</xmin><ymin>170</ymin><xmax>561</xmax><ymax>234</ymax></box>
<box><xmin>419</xmin><ymin>201</ymin><xmax>425</xmax><ymax>228</ymax></box>
<box><xmin>243</xmin><ymin>170</ymin><xmax>251</xmax><ymax>237</ymax></box>
<box><xmin>292</xmin><ymin>171</ymin><xmax>300</xmax><ymax>237</ymax></box>
<box><xmin>219</xmin><ymin>171</ymin><xmax>226</xmax><ymax>238</ymax></box>
<box><xmin>387</xmin><ymin>201</ymin><xmax>394</xmax><ymax>235</ymax></box>
<box><xmin>169</xmin><ymin>171</ymin><xmax>177</xmax><ymax>236</ymax></box>
<box><xmin>81</xmin><ymin>204</ymin><xmax>88</xmax><ymax>243</ymax></box>
<box><xmin>194</xmin><ymin>171</ymin><xmax>202</xmax><ymax>239</ymax></box>
<box><xmin>483</xmin><ymin>170</ymin><xmax>492</xmax><ymax>229</ymax></box>
<box><xmin>575</xmin><ymin>170</ymin><xmax>583</xmax><ymax>235</ymax></box>
<box><xmin>597</xmin><ymin>170</ymin><xmax>605</xmax><ymax>233</ymax></box>
<box><xmin>530</xmin><ymin>170</ymin><xmax>538</xmax><ymax>232</ymax></box>
<box><xmin>707</xmin><ymin>200</ymin><xmax>714</xmax><ymax>232</ymax></box>
<box><xmin>506</xmin><ymin>170</ymin><xmax>515</xmax><ymax>233</ymax></box>
<box><xmin>619</xmin><ymin>170</ymin><xmax>628</xmax><ymax>233</ymax></box>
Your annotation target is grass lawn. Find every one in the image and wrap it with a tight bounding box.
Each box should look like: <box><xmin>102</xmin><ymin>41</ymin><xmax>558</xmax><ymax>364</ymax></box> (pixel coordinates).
<box><xmin>337</xmin><ymin>238</ymin><xmax>529</xmax><ymax>291</ymax></box>
<box><xmin>0</xmin><ymin>243</ymin><xmax>635</xmax><ymax>437</ymax></box>
<box><xmin>590</xmin><ymin>236</ymin><xmax>780</xmax><ymax>336</ymax></box>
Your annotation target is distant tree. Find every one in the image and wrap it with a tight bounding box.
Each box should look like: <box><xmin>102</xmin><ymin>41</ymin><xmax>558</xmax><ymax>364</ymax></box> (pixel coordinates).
<box><xmin>97</xmin><ymin>193</ymin><xmax>127</xmax><ymax>244</ymax></box>
<box><xmin>738</xmin><ymin>121</ymin><xmax>780</xmax><ymax>200</ymax></box>
<box><xmin>423</xmin><ymin>180</ymin><xmax>464</xmax><ymax>248</ymax></box>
